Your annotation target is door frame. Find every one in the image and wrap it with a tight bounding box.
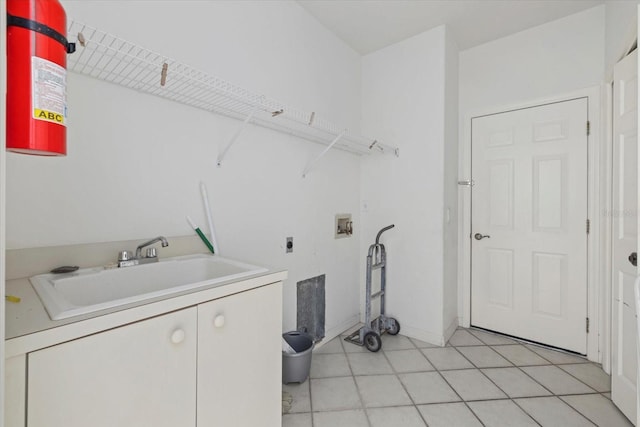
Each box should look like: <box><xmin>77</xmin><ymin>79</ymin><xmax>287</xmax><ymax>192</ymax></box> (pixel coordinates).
<box><xmin>458</xmin><ymin>86</ymin><xmax>605</xmax><ymax>363</ymax></box>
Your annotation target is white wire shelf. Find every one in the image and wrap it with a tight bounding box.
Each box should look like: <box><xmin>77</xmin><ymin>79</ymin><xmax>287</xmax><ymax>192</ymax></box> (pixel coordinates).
<box><xmin>66</xmin><ymin>20</ymin><xmax>399</xmax><ymax>164</ymax></box>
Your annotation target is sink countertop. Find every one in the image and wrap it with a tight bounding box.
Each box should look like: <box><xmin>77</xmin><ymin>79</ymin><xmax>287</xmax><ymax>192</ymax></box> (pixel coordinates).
<box><xmin>5</xmin><ymin>267</ymin><xmax>287</xmax><ymax>358</ymax></box>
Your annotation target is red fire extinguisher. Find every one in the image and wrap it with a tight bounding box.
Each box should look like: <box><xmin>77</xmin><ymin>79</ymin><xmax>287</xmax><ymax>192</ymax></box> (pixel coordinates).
<box><xmin>6</xmin><ymin>0</ymin><xmax>75</xmax><ymax>156</ymax></box>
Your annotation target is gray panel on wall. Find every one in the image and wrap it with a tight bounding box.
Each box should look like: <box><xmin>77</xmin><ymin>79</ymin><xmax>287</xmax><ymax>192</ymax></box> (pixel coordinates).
<box><xmin>297</xmin><ymin>274</ymin><xmax>325</xmax><ymax>342</ymax></box>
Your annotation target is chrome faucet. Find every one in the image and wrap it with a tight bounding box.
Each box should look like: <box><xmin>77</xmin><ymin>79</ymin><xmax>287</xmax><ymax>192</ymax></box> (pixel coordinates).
<box><xmin>135</xmin><ymin>236</ymin><xmax>169</xmax><ymax>258</ymax></box>
<box><xmin>118</xmin><ymin>236</ymin><xmax>169</xmax><ymax>268</ymax></box>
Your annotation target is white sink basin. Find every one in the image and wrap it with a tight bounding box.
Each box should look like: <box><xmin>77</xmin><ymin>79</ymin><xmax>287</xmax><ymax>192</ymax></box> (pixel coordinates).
<box><xmin>30</xmin><ymin>254</ymin><xmax>268</xmax><ymax>320</ymax></box>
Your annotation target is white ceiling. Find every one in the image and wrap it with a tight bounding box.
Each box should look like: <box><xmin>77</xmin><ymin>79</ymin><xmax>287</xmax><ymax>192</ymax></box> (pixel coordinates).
<box><xmin>297</xmin><ymin>0</ymin><xmax>604</xmax><ymax>54</ymax></box>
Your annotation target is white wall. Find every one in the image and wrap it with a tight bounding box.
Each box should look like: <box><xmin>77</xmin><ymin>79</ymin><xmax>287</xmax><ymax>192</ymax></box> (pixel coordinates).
<box><xmin>605</xmin><ymin>1</ymin><xmax>638</xmax><ymax>78</ymax></box>
<box><xmin>61</xmin><ymin>0</ymin><xmax>360</xmax><ymax>126</ymax></box>
<box><xmin>458</xmin><ymin>5</ymin><xmax>606</xmax><ymax>326</ymax></box>
<box><xmin>460</xmin><ymin>5</ymin><xmax>605</xmax><ymax>115</ymax></box>
<box><xmin>443</xmin><ymin>27</ymin><xmax>459</xmax><ymax>335</ymax></box>
<box><xmin>361</xmin><ymin>26</ymin><xmax>448</xmax><ymax>344</ymax></box>
<box><xmin>5</xmin><ymin>0</ymin><xmax>364</xmax><ymax>337</ymax></box>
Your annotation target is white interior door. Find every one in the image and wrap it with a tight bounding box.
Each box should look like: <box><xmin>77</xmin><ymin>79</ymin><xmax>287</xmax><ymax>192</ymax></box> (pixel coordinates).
<box><xmin>612</xmin><ymin>48</ymin><xmax>639</xmax><ymax>424</ymax></box>
<box><xmin>471</xmin><ymin>98</ymin><xmax>589</xmax><ymax>354</ymax></box>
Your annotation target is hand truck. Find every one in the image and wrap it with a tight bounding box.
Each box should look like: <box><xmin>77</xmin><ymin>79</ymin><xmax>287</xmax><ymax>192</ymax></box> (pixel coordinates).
<box><xmin>344</xmin><ymin>224</ymin><xmax>400</xmax><ymax>352</ymax></box>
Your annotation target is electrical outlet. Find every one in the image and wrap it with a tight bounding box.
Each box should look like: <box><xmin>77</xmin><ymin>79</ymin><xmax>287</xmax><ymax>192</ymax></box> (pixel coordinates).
<box><xmin>286</xmin><ymin>237</ymin><xmax>293</xmax><ymax>253</ymax></box>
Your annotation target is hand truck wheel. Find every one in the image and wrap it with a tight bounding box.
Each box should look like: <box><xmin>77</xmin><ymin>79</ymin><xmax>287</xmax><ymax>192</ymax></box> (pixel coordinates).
<box><xmin>387</xmin><ymin>318</ymin><xmax>401</xmax><ymax>336</ymax></box>
<box><xmin>364</xmin><ymin>331</ymin><xmax>382</xmax><ymax>352</ymax></box>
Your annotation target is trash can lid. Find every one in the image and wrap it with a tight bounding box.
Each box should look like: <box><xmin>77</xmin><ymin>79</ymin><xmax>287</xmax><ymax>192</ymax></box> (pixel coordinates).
<box><xmin>283</xmin><ymin>331</ymin><xmax>314</xmax><ymax>353</ymax></box>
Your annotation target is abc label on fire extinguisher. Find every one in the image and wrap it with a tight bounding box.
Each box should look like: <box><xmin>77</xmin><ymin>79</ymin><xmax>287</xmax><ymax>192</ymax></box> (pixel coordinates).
<box><xmin>32</xmin><ymin>56</ymin><xmax>67</xmax><ymax>126</ymax></box>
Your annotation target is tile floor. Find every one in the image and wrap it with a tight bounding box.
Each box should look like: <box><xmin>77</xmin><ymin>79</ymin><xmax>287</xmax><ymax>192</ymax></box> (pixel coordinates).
<box><xmin>282</xmin><ymin>327</ymin><xmax>632</xmax><ymax>427</ymax></box>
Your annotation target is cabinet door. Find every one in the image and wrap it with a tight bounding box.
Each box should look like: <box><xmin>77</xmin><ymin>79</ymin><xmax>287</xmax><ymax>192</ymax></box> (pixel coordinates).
<box><xmin>28</xmin><ymin>307</ymin><xmax>197</xmax><ymax>427</ymax></box>
<box><xmin>5</xmin><ymin>355</ymin><xmax>27</xmax><ymax>427</ymax></box>
<box><xmin>198</xmin><ymin>283</ymin><xmax>282</xmax><ymax>427</ymax></box>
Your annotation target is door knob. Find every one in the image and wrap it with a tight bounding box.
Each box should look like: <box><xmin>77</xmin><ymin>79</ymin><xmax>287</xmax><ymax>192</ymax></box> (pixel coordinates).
<box><xmin>629</xmin><ymin>252</ymin><xmax>637</xmax><ymax>267</ymax></box>
<box><xmin>474</xmin><ymin>233</ymin><xmax>490</xmax><ymax>240</ymax></box>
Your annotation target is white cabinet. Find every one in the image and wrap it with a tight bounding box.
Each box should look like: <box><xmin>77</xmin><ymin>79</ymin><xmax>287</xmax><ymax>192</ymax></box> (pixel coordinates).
<box><xmin>28</xmin><ymin>307</ymin><xmax>198</xmax><ymax>427</ymax></box>
<box><xmin>15</xmin><ymin>281</ymin><xmax>282</xmax><ymax>427</ymax></box>
<box><xmin>198</xmin><ymin>283</ymin><xmax>282</xmax><ymax>427</ymax></box>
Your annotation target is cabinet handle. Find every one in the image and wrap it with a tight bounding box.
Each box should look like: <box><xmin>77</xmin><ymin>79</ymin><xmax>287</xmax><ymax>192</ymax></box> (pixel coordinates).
<box><xmin>214</xmin><ymin>315</ymin><xmax>225</xmax><ymax>328</ymax></box>
<box><xmin>171</xmin><ymin>329</ymin><xmax>186</xmax><ymax>344</ymax></box>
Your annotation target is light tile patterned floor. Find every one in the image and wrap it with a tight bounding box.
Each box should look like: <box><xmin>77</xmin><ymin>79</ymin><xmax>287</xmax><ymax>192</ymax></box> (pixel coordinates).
<box><xmin>282</xmin><ymin>327</ymin><xmax>632</xmax><ymax>427</ymax></box>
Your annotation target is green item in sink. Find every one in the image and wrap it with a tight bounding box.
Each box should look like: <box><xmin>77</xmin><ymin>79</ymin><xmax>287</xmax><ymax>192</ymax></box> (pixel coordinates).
<box><xmin>187</xmin><ymin>216</ymin><xmax>215</xmax><ymax>254</ymax></box>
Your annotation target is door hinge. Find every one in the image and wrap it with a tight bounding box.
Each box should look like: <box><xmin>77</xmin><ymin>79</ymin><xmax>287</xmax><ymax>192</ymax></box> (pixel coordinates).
<box><xmin>586</xmin><ymin>317</ymin><xmax>590</xmax><ymax>333</ymax></box>
<box><xmin>586</xmin><ymin>219</ymin><xmax>590</xmax><ymax>234</ymax></box>
<box><xmin>586</xmin><ymin>121</ymin><xmax>591</xmax><ymax>136</ymax></box>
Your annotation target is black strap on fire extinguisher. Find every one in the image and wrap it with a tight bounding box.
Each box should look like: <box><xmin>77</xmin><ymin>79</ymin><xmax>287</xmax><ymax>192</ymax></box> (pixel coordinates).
<box><xmin>7</xmin><ymin>14</ymin><xmax>76</xmax><ymax>54</ymax></box>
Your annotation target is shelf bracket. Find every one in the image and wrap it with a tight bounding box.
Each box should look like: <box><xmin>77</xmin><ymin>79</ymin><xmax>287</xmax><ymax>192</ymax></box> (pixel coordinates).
<box><xmin>217</xmin><ymin>110</ymin><xmax>256</xmax><ymax>166</ymax></box>
<box><xmin>302</xmin><ymin>130</ymin><xmax>346</xmax><ymax>178</ymax></box>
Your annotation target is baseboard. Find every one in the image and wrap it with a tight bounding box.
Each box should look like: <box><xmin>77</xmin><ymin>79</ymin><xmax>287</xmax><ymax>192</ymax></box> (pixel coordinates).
<box><xmin>443</xmin><ymin>317</ymin><xmax>459</xmax><ymax>344</ymax></box>
<box><xmin>316</xmin><ymin>315</ymin><xmax>456</xmax><ymax>349</ymax></box>
<box><xmin>398</xmin><ymin>323</ymin><xmax>444</xmax><ymax>347</ymax></box>
<box><xmin>314</xmin><ymin>314</ymin><xmax>359</xmax><ymax>350</ymax></box>
<box><xmin>458</xmin><ymin>316</ymin><xmax>469</xmax><ymax>328</ymax></box>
